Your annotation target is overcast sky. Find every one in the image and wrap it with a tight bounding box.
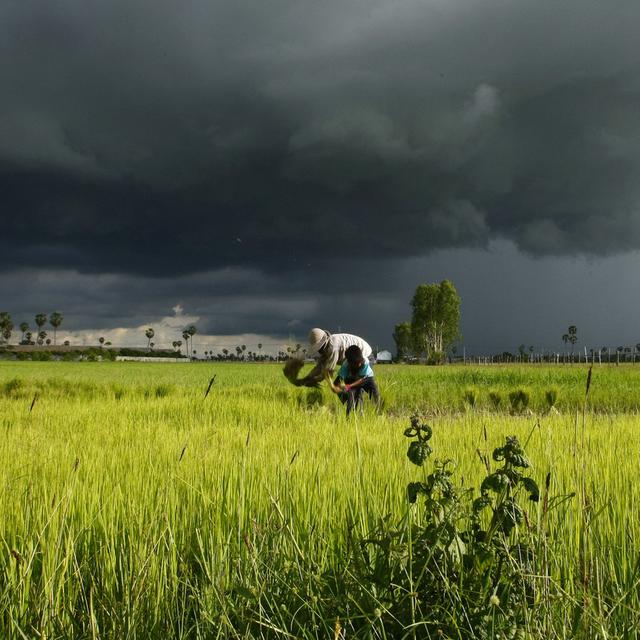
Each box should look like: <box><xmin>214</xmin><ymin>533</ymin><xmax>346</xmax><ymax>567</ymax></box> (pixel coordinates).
<box><xmin>1</xmin><ymin>0</ymin><xmax>639</xmax><ymax>354</ymax></box>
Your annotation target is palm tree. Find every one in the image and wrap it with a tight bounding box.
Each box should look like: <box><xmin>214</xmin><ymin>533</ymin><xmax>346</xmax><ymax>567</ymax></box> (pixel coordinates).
<box><xmin>35</xmin><ymin>313</ymin><xmax>47</xmax><ymax>335</ymax></box>
<box><xmin>0</xmin><ymin>312</ymin><xmax>12</xmax><ymax>344</ymax></box>
<box><xmin>187</xmin><ymin>325</ymin><xmax>197</xmax><ymax>356</ymax></box>
<box><xmin>145</xmin><ymin>328</ymin><xmax>155</xmax><ymax>350</ymax></box>
<box><xmin>19</xmin><ymin>322</ymin><xmax>29</xmax><ymax>343</ymax></box>
<box><xmin>25</xmin><ymin>331</ymin><xmax>33</xmax><ymax>344</ymax></box>
<box><xmin>1</xmin><ymin>325</ymin><xmax>12</xmax><ymax>344</ymax></box>
<box><xmin>567</xmin><ymin>325</ymin><xmax>578</xmax><ymax>358</ymax></box>
<box><xmin>37</xmin><ymin>330</ymin><xmax>47</xmax><ymax>346</ymax></box>
<box><xmin>99</xmin><ymin>337</ymin><xmax>105</xmax><ymax>348</ymax></box>
<box><xmin>182</xmin><ymin>330</ymin><xmax>190</xmax><ymax>354</ymax></box>
<box><xmin>49</xmin><ymin>312</ymin><xmax>63</xmax><ymax>345</ymax></box>
<box><xmin>177</xmin><ymin>340</ymin><xmax>183</xmax><ymax>354</ymax></box>
<box><xmin>222</xmin><ymin>348</ymin><xmax>229</xmax><ymax>359</ymax></box>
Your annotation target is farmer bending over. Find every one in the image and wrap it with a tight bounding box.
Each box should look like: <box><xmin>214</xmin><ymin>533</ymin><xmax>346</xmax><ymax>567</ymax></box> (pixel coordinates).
<box><xmin>327</xmin><ymin>345</ymin><xmax>380</xmax><ymax>416</ymax></box>
<box><xmin>294</xmin><ymin>328</ymin><xmax>373</xmax><ymax>387</ymax></box>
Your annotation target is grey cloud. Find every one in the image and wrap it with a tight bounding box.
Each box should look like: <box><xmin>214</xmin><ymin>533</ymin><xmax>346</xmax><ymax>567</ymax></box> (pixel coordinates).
<box><xmin>5</xmin><ymin>239</ymin><xmax>640</xmax><ymax>353</ymax></box>
<box><xmin>1</xmin><ymin>0</ymin><xmax>640</xmax><ymax>283</ymax></box>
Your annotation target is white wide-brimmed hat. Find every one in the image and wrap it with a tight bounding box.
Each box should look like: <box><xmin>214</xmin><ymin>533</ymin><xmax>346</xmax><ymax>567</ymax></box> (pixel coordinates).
<box><xmin>307</xmin><ymin>328</ymin><xmax>330</xmax><ymax>356</ymax></box>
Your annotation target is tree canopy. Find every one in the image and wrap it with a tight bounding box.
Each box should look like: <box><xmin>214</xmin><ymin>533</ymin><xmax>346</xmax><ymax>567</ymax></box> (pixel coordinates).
<box><xmin>394</xmin><ymin>280</ymin><xmax>461</xmax><ymax>363</ymax></box>
<box><xmin>393</xmin><ymin>322</ymin><xmax>413</xmax><ymax>360</ymax></box>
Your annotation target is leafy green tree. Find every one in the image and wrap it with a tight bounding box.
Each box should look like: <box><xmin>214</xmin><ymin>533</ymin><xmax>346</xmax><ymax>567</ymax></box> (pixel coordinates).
<box><xmin>49</xmin><ymin>312</ymin><xmax>63</xmax><ymax>345</ymax></box>
<box><xmin>410</xmin><ymin>280</ymin><xmax>461</xmax><ymax>363</ymax></box>
<box><xmin>19</xmin><ymin>322</ymin><xmax>29</xmax><ymax>343</ymax></box>
<box><xmin>393</xmin><ymin>321</ymin><xmax>413</xmax><ymax>360</ymax></box>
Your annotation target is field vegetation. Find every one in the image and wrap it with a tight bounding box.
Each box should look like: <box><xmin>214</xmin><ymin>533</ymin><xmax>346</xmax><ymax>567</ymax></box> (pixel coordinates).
<box><xmin>1</xmin><ymin>362</ymin><xmax>640</xmax><ymax>638</ymax></box>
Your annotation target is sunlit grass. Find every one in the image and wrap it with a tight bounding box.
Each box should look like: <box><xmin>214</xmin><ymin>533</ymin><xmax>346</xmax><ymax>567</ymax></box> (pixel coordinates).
<box><xmin>0</xmin><ymin>362</ymin><xmax>639</xmax><ymax>637</ymax></box>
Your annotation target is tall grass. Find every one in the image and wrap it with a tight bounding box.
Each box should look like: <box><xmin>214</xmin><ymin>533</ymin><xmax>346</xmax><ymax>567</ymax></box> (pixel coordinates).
<box><xmin>0</xmin><ymin>362</ymin><xmax>639</xmax><ymax>637</ymax></box>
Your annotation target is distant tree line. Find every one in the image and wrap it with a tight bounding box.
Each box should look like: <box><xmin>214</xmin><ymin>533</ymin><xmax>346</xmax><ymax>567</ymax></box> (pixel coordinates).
<box><xmin>0</xmin><ymin>311</ymin><xmax>65</xmax><ymax>347</ymax></box>
<box><xmin>1</xmin><ymin>312</ymin><xmax>300</xmax><ymax>362</ymax></box>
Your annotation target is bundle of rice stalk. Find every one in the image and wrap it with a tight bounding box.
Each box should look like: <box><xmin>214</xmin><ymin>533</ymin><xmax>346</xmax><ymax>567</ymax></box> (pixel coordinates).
<box><xmin>283</xmin><ymin>357</ymin><xmax>305</xmax><ymax>386</ymax></box>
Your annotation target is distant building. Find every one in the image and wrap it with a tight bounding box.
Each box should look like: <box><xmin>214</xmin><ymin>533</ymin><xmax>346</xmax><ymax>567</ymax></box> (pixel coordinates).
<box><xmin>376</xmin><ymin>349</ymin><xmax>393</xmax><ymax>363</ymax></box>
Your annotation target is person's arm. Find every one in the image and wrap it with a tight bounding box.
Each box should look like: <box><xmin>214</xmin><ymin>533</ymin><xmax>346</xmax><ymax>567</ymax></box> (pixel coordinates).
<box><xmin>297</xmin><ymin>355</ymin><xmax>334</xmax><ymax>386</ymax></box>
<box><xmin>297</xmin><ymin>344</ymin><xmax>341</xmax><ymax>387</ymax></box>
<box><xmin>329</xmin><ymin>363</ymin><xmax>348</xmax><ymax>392</ymax></box>
<box><xmin>343</xmin><ymin>363</ymin><xmax>373</xmax><ymax>390</ymax></box>
<box><xmin>325</xmin><ymin>372</ymin><xmax>344</xmax><ymax>394</ymax></box>
<box><xmin>343</xmin><ymin>376</ymin><xmax>366</xmax><ymax>391</ymax></box>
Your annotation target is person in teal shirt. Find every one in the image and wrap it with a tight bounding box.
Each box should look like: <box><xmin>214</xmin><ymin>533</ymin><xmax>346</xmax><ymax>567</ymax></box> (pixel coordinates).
<box><xmin>328</xmin><ymin>345</ymin><xmax>380</xmax><ymax>415</ymax></box>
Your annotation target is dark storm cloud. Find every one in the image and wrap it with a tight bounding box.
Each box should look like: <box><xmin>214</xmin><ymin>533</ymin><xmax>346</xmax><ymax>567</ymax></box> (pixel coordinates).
<box><xmin>5</xmin><ymin>242</ymin><xmax>640</xmax><ymax>353</ymax></box>
<box><xmin>1</xmin><ymin>0</ymin><xmax>640</xmax><ymax>279</ymax></box>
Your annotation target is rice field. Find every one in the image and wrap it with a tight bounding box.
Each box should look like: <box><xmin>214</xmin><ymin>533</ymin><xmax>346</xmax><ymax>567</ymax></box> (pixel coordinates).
<box><xmin>1</xmin><ymin>361</ymin><xmax>639</xmax><ymax>638</ymax></box>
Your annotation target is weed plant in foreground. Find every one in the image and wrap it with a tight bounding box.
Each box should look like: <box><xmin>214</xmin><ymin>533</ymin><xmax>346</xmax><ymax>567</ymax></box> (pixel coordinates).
<box><xmin>0</xmin><ymin>362</ymin><xmax>639</xmax><ymax>637</ymax></box>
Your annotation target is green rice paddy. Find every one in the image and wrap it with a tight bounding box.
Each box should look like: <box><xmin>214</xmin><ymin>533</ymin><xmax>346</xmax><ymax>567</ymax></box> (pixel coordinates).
<box><xmin>1</xmin><ymin>362</ymin><xmax>639</xmax><ymax>638</ymax></box>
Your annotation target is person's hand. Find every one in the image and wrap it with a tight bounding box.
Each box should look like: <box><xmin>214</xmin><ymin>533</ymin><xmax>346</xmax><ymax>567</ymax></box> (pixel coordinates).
<box><xmin>325</xmin><ymin>372</ymin><xmax>342</xmax><ymax>394</ymax></box>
